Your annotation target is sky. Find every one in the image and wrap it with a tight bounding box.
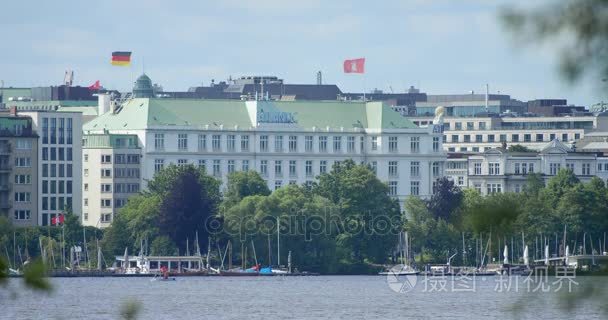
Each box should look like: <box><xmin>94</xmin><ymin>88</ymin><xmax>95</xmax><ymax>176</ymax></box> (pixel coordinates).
<box><xmin>0</xmin><ymin>0</ymin><xmax>605</xmax><ymax>106</ymax></box>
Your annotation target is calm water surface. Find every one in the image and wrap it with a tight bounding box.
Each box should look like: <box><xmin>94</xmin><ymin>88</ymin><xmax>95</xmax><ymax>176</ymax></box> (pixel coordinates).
<box><xmin>1</xmin><ymin>276</ymin><xmax>606</xmax><ymax>319</ymax></box>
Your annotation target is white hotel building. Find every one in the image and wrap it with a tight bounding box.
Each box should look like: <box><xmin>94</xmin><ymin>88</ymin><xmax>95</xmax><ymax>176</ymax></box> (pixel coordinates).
<box><xmin>82</xmin><ymin>98</ymin><xmax>446</xmax><ymax>226</ymax></box>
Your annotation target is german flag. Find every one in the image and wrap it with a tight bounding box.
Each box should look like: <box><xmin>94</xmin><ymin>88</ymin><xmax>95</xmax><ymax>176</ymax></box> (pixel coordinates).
<box><xmin>111</xmin><ymin>51</ymin><xmax>132</xmax><ymax>66</ymax></box>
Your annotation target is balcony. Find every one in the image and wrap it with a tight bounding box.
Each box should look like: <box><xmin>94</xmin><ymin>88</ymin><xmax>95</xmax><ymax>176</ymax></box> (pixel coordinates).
<box><xmin>0</xmin><ymin>165</ymin><xmax>11</xmax><ymax>172</ymax></box>
<box><xmin>0</xmin><ymin>201</ymin><xmax>12</xmax><ymax>209</ymax></box>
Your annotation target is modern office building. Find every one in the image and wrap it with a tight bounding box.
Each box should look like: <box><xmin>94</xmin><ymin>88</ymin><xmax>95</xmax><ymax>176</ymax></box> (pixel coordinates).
<box><xmin>19</xmin><ymin>110</ymin><xmax>83</xmax><ymax>226</ymax></box>
<box><xmin>445</xmin><ymin>140</ymin><xmax>603</xmax><ymax>195</ymax></box>
<box><xmin>411</xmin><ymin>114</ymin><xmax>608</xmax><ymax>152</ymax></box>
<box><xmin>82</xmin><ymin>93</ymin><xmax>446</xmax><ymax>224</ymax></box>
<box><xmin>82</xmin><ymin>133</ymin><xmax>141</xmax><ymax>228</ymax></box>
<box><xmin>0</xmin><ymin>110</ymin><xmax>39</xmax><ymax>227</ymax></box>
<box><xmin>415</xmin><ymin>93</ymin><xmax>526</xmax><ymax>117</ymax></box>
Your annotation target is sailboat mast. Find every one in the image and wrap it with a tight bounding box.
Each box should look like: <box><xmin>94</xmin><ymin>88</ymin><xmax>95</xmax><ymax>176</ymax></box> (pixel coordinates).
<box><xmin>206</xmin><ymin>237</ymin><xmax>211</xmax><ymax>269</ymax></box>
<box><xmin>276</xmin><ymin>217</ymin><xmax>280</xmax><ymax>267</ymax></box>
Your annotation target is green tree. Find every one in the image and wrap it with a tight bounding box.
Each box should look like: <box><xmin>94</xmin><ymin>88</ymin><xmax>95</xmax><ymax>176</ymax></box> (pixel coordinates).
<box><xmin>148</xmin><ymin>164</ymin><xmax>221</xmax><ymax>252</ymax></box>
<box><xmin>150</xmin><ymin>236</ymin><xmax>178</xmax><ymax>256</ymax></box>
<box><xmin>426</xmin><ymin>177</ymin><xmax>463</xmax><ymax>221</ymax></box>
<box><xmin>222</xmin><ymin>171</ymin><xmax>271</xmax><ymax>210</ymax></box>
<box><xmin>508</xmin><ymin>144</ymin><xmax>535</xmax><ymax>153</ymax></box>
<box><xmin>501</xmin><ymin>0</ymin><xmax>608</xmax><ymax>82</ymax></box>
<box><xmin>314</xmin><ymin>160</ymin><xmax>400</xmax><ymax>264</ymax></box>
<box><xmin>543</xmin><ymin>169</ymin><xmax>580</xmax><ymax>207</ymax></box>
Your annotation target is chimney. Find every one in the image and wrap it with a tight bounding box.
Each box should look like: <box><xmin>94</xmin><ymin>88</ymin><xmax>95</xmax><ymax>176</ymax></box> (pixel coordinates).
<box><xmin>9</xmin><ymin>106</ymin><xmax>17</xmax><ymax>116</ymax></box>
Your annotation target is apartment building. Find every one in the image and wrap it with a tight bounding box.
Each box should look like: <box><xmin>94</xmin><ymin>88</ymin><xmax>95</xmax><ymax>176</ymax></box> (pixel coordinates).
<box><xmin>19</xmin><ymin>111</ymin><xmax>82</xmax><ymax>226</ymax></box>
<box><xmin>82</xmin><ymin>134</ymin><xmax>141</xmax><ymax>228</ymax></box>
<box><xmin>0</xmin><ymin>112</ymin><xmax>38</xmax><ymax>226</ymax></box>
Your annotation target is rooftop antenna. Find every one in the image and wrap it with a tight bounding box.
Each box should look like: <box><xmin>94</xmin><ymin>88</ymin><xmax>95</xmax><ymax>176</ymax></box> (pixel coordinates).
<box><xmin>316</xmin><ymin>71</ymin><xmax>322</xmax><ymax>85</ymax></box>
<box><xmin>485</xmin><ymin>83</ymin><xmax>489</xmax><ymax>112</ymax></box>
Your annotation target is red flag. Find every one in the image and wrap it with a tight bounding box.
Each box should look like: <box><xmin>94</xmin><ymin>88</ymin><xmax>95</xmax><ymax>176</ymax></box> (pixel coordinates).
<box><xmin>51</xmin><ymin>214</ymin><xmax>65</xmax><ymax>226</ymax></box>
<box><xmin>88</xmin><ymin>80</ymin><xmax>101</xmax><ymax>90</ymax></box>
<box><xmin>343</xmin><ymin>58</ymin><xmax>365</xmax><ymax>73</ymax></box>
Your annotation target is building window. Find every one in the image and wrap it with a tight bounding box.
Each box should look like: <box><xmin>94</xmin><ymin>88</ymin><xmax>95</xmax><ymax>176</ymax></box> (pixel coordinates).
<box><xmin>261</xmin><ymin>160</ymin><xmax>268</xmax><ymax>177</ymax></box>
<box><xmin>274</xmin><ymin>180</ymin><xmax>282</xmax><ymax>190</ymax></box>
<box><xmin>529</xmin><ymin>163</ymin><xmax>535</xmax><ymax>173</ymax></box>
<box><xmin>14</xmin><ymin>157</ymin><xmax>31</xmax><ymax>168</ymax></box>
<box><xmin>432</xmin><ymin>137</ymin><xmax>440</xmax><ymax>152</ymax></box>
<box><xmin>410</xmin><ymin>137</ymin><xmax>420</xmax><ymax>153</ymax></box>
<box><xmin>474</xmin><ymin>163</ymin><xmax>481</xmax><ymax>175</ymax></box>
<box><xmin>101</xmin><ymin>155</ymin><xmax>112</xmax><ymax>164</ymax></box>
<box><xmin>524</xmin><ymin>134</ymin><xmax>531</xmax><ymax>142</ymax></box>
<box><xmin>389</xmin><ymin>181</ymin><xmax>398</xmax><ymax>196</ymax></box>
<box><xmin>566</xmin><ymin>163</ymin><xmax>574</xmax><ymax>172</ymax></box>
<box><xmin>101</xmin><ymin>169</ymin><xmax>112</xmax><ymax>178</ymax></box>
<box><xmin>305</xmin><ymin>136</ymin><xmax>313</xmax><ymax>152</ymax></box>
<box><xmin>115</xmin><ymin>154</ymin><xmax>126</xmax><ymax>164</ymax></box>
<box><xmin>274</xmin><ymin>136</ymin><xmax>284</xmax><ymax>152</ymax></box>
<box><xmin>241</xmin><ymin>135</ymin><xmax>249</xmax><ymax>151</ymax></box>
<box><xmin>487</xmin><ymin>183</ymin><xmax>502</xmax><ymax>194</ymax></box>
<box><xmin>562</xmin><ymin>133</ymin><xmax>568</xmax><ymax>141</ymax></box>
<box><xmin>472</xmin><ymin>147</ymin><xmax>479</xmax><ymax>152</ymax></box>
<box><xmin>198</xmin><ymin>134</ymin><xmax>207</xmax><ymax>151</ymax></box>
<box><xmin>432</xmin><ymin>162</ymin><xmax>440</xmax><ymax>177</ymax></box>
<box><xmin>489</xmin><ymin>163</ymin><xmax>500</xmax><ymax>175</ymax></box>
<box><xmin>452</xmin><ymin>135</ymin><xmax>459</xmax><ymax>143</ymax></box>
<box><xmin>101</xmin><ymin>199</ymin><xmax>112</xmax><ymax>208</ymax></box>
<box><xmin>260</xmin><ymin>135</ymin><xmax>269</xmax><ymax>152</ymax></box>
<box><xmin>333</xmin><ymin>136</ymin><xmax>342</xmax><ymax>152</ymax></box>
<box><xmin>242</xmin><ymin>160</ymin><xmax>249</xmax><ymax>171</ymax></box>
<box><xmin>514</xmin><ymin>163</ymin><xmax>520</xmax><ymax>175</ymax></box>
<box><xmin>410</xmin><ymin>181</ymin><xmax>419</xmax><ymax>196</ymax></box>
<box><xmin>178</xmin><ymin>159</ymin><xmax>188</xmax><ymax>166</ymax></box>
<box><xmin>371</xmin><ymin>137</ymin><xmax>378</xmax><ymax>151</ymax></box>
<box><xmin>289</xmin><ymin>160</ymin><xmax>297</xmax><ymax>177</ymax></box>
<box><xmin>454</xmin><ymin>122</ymin><xmax>462</xmax><ymax>131</ymax></box>
<box><xmin>388</xmin><ymin>161</ymin><xmax>398</xmax><ymax>177</ymax></box>
<box><xmin>84</xmin><ymin>183</ymin><xmax>88</xmax><ymax>192</ymax></box>
<box><xmin>550</xmin><ymin>134</ymin><xmax>556</xmax><ymax>141</ymax></box>
<box><xmin>289</xmin><ymin>136</ymin><xmax>298</xmax><ymax>152</ymax></box>
<box><xmin>275</xmin><ymin>160</ymin><xmax>282</xmax><ymax>177</ymax></box>
<box><xmin>466</xmin><ymin>122</ymin><xmax>474</xmax><ymax>130</ymax></box>
<box><xmin>512</xmin><ymin>134</ymin><xmax>519</xmax><ymax>142</ymax></box>
<box><xmin>410</xmin><ymin>161</ymin><xmax>420</xmax><ymax>177</ymax></box>
<box><xmin>227</xmin><ymin>160</ymin><xmax>235</xmax><ymax>173</ymax></box>
<box><xmin>319</xmin><ymin>136</ymin><xmax>328</xmax><ymax>152</ymax></box>
<box><xmin>370</xmin><ymin>161</ymin><xmax>377</xmax><ymax>174</ymax></box>
<box><xmin>305</xmin><ymin>160</ymin><xmax>313</xmax><ymax>177</ymax></box>
<box><xmin>347</xmin><ymin>136</ymin><xmax>355</xmax><ymax>153</ymax></box>
<box><xmin>457</xmin><ymin>176</ymin><xmax>464</xmax><ymax>186</ymax></box>
<box><xmin>14</xmin><ymin>192</ymin><xmax>31</xmax><ymax>202</ymax></box>
<box><xmin>488</xmin><ymin>135</ymin><xmax>495</xmax><ymax>143</ymax></box>
<box><xmin>154</xmin><ymin>159</ymin><xmax>165</xmax><ymax>173</ymax></box>
<box><xmin>388</xmin><ymin>136</ymin><xmax>398</xmax><ymax>153</ymax></box>
<box><xmin>178</xmin><ymin>134</ymin><xmax>188</xmax><ymax>151</ymax></box>
<box><xmin>550</xmin><ymin>163</ymin><xmax>560</xmax><ymax>175</ymax></box>
<box><xmin>536</xmin><ymin>134</ymin><xmax>543</xmax><ymax>142</ymax></box>
<box><xmin>14</xmin><ymin>210</ymin><xmax>31</xmax><ymax>220</ymax></box>
<box><xmin>320</xmin><ymin>160</ymin><xmax>327</xmax><ymax>174</ymax></box>
<box><xmin>500</xmin><ymin>134</ymin><xmax>507</xmax><ymax>142</ymax></box>
<box><xmin>154</xmin><ymin>133</ymin><xmax>165</xmax><ymax>151</ymax></box>
<box><xmin>464</xmin><ymin>135</ymin><xmax>471</xmax><ymax>143</ymax></box>
<box><xmin>213</xmin><ymin>160</ymin><xmax>221</xmax><ymax>177</ymax></box>
<box><xmin>212</xmin><ymin>135</ymin><xmax>221</xmax><ymax>151</ymax></box>
<box><xmin>479</xmin><ymin>122</ymin><xmax>486</xmax><ymax>130</ymax></box>
<box><xmin>198</xmin><ymin>159</ymin><xmax>206</xmax><ymax>171</ymax></box>
<box><xmin>575</xmin><ymin>133</ymin><xmax>581</xmax><ymax>140</ymax></box>
<box><xmin>227</xmin><ymin>135</ymin><xmax>236</xmax><ymax>151</ymax></box>
<box><xmin>475</xmin><ymin>135</ymin><xmax>482</xmax><ymax>143</ymax></box>
<box><xmin>101</xmin><ymin>184</ymin><xmax>112</xmax><ymax>193</ymax></box>
<box><xmin>582</xmin><ymin>163</ymin><xmax>590</xmax><ymax>175</ymax></box>
<box><xmin>14</xmin><ymin>174</ymin><xmax>31</xmax><ymax>184</ymax></box>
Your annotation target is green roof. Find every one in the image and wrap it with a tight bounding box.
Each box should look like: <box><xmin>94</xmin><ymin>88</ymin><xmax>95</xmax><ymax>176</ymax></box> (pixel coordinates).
<box><xmin>57</xmin><ymin>106</ymin><xmax>98</xmax><ymax>116</ymax></box>
<box><xmin>84</xmin><ymin>98</ymin><xmax>418</xmax><ymax>132</ymax></box>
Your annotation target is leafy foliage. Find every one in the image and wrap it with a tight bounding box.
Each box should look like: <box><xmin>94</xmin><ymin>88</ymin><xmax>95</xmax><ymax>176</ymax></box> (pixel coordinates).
<box><xmin>501</xmin><ymin>0</ymin><xmax>608</xmax><ymax>82</ymax></box>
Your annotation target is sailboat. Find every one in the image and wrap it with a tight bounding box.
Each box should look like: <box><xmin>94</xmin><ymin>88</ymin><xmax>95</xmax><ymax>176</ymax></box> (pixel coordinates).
<box><xmin>379</xmin><ymin>231</ymin><xmax>419</xmax><ymax>276</ymax></box>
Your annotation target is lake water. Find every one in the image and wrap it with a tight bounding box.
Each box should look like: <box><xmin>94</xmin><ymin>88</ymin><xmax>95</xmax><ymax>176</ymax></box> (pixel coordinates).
<box><xmin>1</xmin><ymin>276</ymin><xmax>606</xmax><ymax>319</ymax></box>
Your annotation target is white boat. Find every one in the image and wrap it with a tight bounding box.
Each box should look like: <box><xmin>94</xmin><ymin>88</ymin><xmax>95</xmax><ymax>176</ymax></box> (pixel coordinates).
<box><xmin>379</xmin><ymin>231</ymin><xmax>419</xmax><ymax>275</ymax></box>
